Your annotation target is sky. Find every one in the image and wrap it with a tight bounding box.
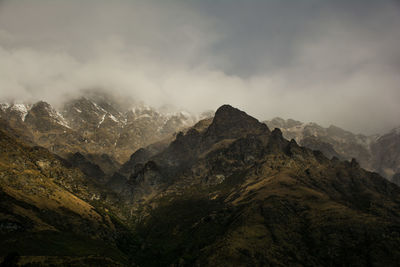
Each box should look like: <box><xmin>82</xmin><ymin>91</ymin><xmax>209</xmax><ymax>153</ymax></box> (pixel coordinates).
<box><xmin>0</xmin><ymin>0</ymin><xmax>399</xmax><ymax>134</ymax></box>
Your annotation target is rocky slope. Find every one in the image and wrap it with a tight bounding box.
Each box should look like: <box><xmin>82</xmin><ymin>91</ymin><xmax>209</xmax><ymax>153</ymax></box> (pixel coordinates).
<box><xmin>265</xmin><ymin>117</ymin><xmax>400</xmax><ymax>183</ymax></box>
<box><xmin>108</xmin><ymin>105</ymin><xmax>400</xmax><ymax>266</ymax></box>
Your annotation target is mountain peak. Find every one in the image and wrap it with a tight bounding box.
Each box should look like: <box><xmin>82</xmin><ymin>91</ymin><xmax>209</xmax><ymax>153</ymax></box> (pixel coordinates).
<box><xmin>205</xmin><ymin>105</ymin><xmax>270</xmax><ymax>141</ymax></box>
<box><xmin>26</xmin><ymin>101</ymin><xmax>71</xmax><ymax>130</ymax></box>
<box><xmin>28</xmin><ymin>101</ymin><xmax>53</xmax><ymax>117</ymax></box>
<box><xmin>215</xmin><ymin>104</ymin><xmax>238</xmax><ymax>114</ymax></box>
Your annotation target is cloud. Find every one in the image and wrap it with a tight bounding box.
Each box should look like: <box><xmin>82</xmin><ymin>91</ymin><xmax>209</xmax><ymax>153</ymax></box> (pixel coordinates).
<box><xmin>0</xmin><ymin>0</ymin><xmax>399</xmax><ymax>134</ymax></box>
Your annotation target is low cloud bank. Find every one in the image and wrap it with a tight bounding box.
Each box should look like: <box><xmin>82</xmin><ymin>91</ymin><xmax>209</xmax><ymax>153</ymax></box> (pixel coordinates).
<box><xmin>0</xmin><ymin>0</ymin><xmax>399</xmax><ymax>134</ymax></box>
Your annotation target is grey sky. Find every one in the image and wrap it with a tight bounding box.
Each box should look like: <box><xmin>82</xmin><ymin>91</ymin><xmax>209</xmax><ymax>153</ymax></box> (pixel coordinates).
<box><xmin>0</xmin><ymin>0</ymin><xmax>399</xmax><ymax>134</ymax></box>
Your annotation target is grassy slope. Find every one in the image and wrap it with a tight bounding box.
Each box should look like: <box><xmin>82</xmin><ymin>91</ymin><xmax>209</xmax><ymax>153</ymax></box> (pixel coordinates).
<box><xmin>0</xmin><ymin>129</ymin><xmax>129</xmax><ymax>265</ymax></box>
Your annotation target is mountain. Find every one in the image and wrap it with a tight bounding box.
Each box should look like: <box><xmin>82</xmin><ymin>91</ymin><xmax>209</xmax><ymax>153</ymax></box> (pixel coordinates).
<box><xmin>264</xmin><ymin>117</ymin><xmax>400</xmax><ymax>184</ymax></box>
<box><xmin>0</xmin><ymin>96</ymin><xmax>202</xmax><ymax>183</ymax></box>
<box><xmin>2</xmin><ymin>103</ymin><xmax>400</xmax><ymax>266</ymax></box>
<box><xmin>110</xmin><ymin>105</ymin><xmax>400</xmax><ymax>266</ymax></box>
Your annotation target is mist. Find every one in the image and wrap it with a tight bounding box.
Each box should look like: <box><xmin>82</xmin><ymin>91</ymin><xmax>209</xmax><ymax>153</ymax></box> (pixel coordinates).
<box><xmin>0</xmin><ymin>0</ymin><xmax>399</xmax><ymax>134</ymax></box>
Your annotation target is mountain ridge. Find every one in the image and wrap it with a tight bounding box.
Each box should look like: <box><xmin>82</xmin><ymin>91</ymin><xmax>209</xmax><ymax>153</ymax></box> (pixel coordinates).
<box><xmin>112</xmin><ymin>105</ymin><xmax>400</xmax><ymax>266</ymax></box>
<box><xmin>2</xmin><ymin>103</ymin><xmax>400</xmax><ymax>266</ymax></box>
<box><xmin>265</xmin><ymin>117</ymin><xmax>400</xmax><ymax>183</ymax></box>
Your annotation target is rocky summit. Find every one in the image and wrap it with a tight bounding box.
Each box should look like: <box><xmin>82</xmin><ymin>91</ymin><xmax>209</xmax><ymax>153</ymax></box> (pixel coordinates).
<box><xmin>1</xmin><ymin>104</ymin><xmax>400</xmax><ymax>266</ymax></box>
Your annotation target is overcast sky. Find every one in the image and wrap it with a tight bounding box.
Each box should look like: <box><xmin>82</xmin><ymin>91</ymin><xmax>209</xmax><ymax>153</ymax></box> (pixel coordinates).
<box><xmin>0</xmin><ymin>0</ymin><xmax>399</xmax><ymax>134</ymax></box>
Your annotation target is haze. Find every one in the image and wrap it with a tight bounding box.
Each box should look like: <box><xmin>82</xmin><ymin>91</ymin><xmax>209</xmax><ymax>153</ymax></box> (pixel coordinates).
<box><xmin>0</xmin><ymin>0</ymin><xmax>399</xmax><ymax>134</ymax></box>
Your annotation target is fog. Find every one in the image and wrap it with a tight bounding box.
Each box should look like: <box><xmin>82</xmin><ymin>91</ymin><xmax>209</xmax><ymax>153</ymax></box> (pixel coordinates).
<box><xmin>0</xmin><ymin>0</ymin><xmax>399</xmax><ymax>134</ymax></box>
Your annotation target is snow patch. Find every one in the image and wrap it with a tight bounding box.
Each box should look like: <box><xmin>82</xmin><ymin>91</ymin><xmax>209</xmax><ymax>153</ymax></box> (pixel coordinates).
<box><xmin>11</xmin><ymin>104</ymin><xmax>29</xmax><ymax>121</ymax></box>
<box><xmin>56</xmin><ymin>114</ymin><xmax>71</xmax><ymax>129</ymax></box>
<box><xmin>74</xmin><ymin>107</ymin><xmax>82</xmax><ymax>113</ymax></box>
<box><xmin>92</xmin><ymin>101</ymin><xmax>107</xmax><ymax>113</ymax></box>
<box><xmin>45</xmin><ymin>104</ymin><xmax>71</xmax><ymax>129</ymax></box>
<box><xmin>108</xmin><ymin>113</ymin><xmax>119</xmax><ymax>123</ymax></box>
<box><xmin>98</xmin><ymin>114</ymin><xmax>106</xmax><ymax>128</ymax></box>
<box><xmin>136</xmin><ymin>114</ymin><xmax>151</xmax><ymax>119</ymax></box>
<box><xmin>54</xmin><ymin>112</ymin><xmax>71</xmax><ymax>129</ymax></box>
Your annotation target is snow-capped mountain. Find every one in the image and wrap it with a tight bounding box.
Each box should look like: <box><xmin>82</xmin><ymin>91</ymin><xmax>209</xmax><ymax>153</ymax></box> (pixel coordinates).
<box><xmin>0</xmin><ymin>96</ymin><xmax>204</xmax><ymax>175</ymax></box>
<box><xmin>0</xmin><ymin>103</ymin><xmax>31</xmax><ymax>122</ymax></box>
